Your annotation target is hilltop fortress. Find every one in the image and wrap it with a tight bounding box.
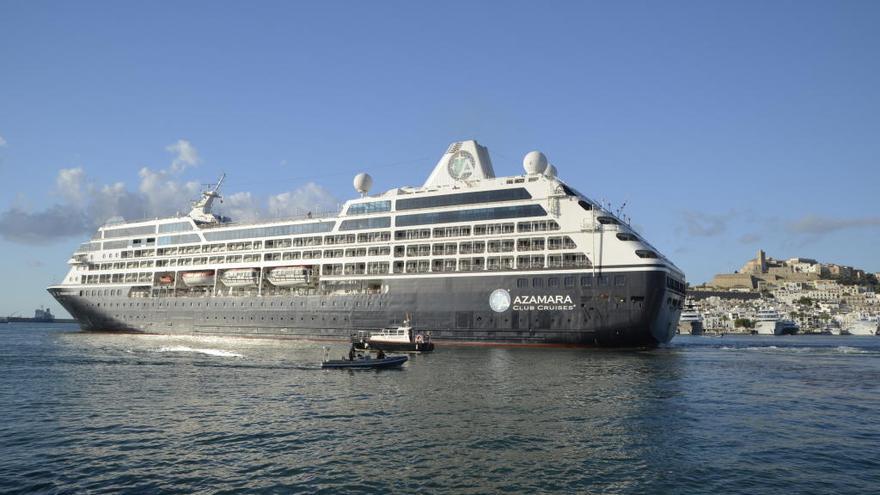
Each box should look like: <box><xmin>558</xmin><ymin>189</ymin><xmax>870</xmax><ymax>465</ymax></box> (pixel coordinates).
<box><xmin>708</xmin><ymin>249</ymin><xmax>876</xmax><ymax>290</ymax></box>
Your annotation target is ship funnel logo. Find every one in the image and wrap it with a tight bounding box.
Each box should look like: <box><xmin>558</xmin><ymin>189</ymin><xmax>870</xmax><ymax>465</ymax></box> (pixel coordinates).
<box><xmin>489</xmin><ymin>289</ymin><xmax>511</xmax><ymax>313</ymax></box>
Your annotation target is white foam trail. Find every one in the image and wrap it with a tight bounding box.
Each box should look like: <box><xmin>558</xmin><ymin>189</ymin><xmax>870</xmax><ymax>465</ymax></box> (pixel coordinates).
<box><xmin>133</xmin><ymin>333</ymin><xmax>278</xmax><ymax>347</ymax></box>
<box><xmin>156</xmin><ymin>345</ymin><xmax>244</xmax><ymax>358</ymax></box>
<box><xmin>719</xmin><ymin>345</ymin><xmax>877</xmax><ymax>355</ymax></box>
<box><xmin>835</xmin><ymin>346</ymin><xmax>873</xmax><ymax>354</ymax></box>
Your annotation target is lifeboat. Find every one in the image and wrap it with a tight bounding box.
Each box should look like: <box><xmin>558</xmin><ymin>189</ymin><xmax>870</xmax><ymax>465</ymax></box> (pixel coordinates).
<box><xmin>181</xmin><ymin>270</ymin><xmax>215</xmax><ymax>287</ymax></box>
<box><xmin>267</xmin><ymin>266</ymin><xmax>311</xmax><ymax>287</ymax></box>
<box><xmin>220</xmin><ymin>268</ymin><xmax>259</xmax><ymax>287</ymax></box>
<box><xmin>158</xmin><ymin>274</ymin><xmax>175</xmax><ymax>285</ymax></box>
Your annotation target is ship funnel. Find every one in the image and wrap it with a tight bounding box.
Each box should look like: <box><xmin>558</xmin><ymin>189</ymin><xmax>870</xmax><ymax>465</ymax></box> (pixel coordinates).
<box><xmin>422</xmin><ymin>140</ymin><xmax>495</xmax><ymax>188</ymax></box>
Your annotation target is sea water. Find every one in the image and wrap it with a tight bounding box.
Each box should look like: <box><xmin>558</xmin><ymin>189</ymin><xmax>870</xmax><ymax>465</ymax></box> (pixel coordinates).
<box><xmin>1</xmin><ymin>324</ymin><xmax>878</xmax><ymax>494</ymax></box>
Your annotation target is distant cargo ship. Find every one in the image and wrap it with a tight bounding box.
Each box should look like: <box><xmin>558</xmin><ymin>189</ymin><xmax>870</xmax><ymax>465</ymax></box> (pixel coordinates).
<box><xmin>48</xmin><ymin>140</ymin><xmax>686</xmax><ymax>346</ymax></box>
<box><xmin>4</xmin><ymin>307</ymin><xmax>74</xmax><ymax>323</ymax></box>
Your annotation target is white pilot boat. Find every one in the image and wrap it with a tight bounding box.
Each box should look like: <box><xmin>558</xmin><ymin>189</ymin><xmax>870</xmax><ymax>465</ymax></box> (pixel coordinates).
<box><xmin>352</xmin><ymin>319</ymin><xmax>434</xmax><ymax>352</ymax></box>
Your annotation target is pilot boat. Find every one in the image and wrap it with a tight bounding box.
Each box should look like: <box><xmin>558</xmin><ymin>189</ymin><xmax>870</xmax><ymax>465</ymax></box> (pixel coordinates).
<box><xmin>321</xmin><ymin>350</ymin><xmax>408</xmax><ymax>369</ymax></box>
<box><xmin>352</xmin><ymin>319</ymin><xmax>435</xmax><ymax>352</ymax></box>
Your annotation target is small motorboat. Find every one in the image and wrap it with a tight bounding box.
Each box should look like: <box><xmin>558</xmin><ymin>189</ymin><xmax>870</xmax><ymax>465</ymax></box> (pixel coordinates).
<box><xmin>321</xmin><ymin>353</ymin><xmax>408</xmax><ymax>370</ymax></box>
<box><xmin>352</xmin><ymin>318</ymin><xmax>434</xmax><ymax>352</ymax></box>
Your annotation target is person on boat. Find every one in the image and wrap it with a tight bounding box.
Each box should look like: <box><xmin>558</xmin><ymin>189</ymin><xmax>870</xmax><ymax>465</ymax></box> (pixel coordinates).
<box><xmin>376</xmin><ymin>349</ymin><xmax>386</xmax><ymax>359</ymax></box>
<box><xmin>348</xmin><ymin>344</ymin><xmax>356</xmax><ymax>361</ymax></box>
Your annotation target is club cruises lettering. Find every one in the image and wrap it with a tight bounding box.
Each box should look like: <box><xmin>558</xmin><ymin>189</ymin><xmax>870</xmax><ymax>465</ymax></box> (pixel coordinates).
<box><xmin>489</xmin><ymin>289</ymin><xmax>575</xmax><ymax>312</ymax></box>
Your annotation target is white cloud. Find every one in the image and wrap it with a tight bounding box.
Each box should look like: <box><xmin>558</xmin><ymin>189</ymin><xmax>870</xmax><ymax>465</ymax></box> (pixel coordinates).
<box><xmin>786</xmin><ymin>215</ymin><xmax>880</xmax><ymax>235</ymax></box>
<box><xmin>0</xmin><ymin>135</ymin><xmax>7</xmax><ymax>147</ymax></box>
<box><xmin>678</xmin><ymin>210</ymin><xmax>736</xmax><ymax>237</ymax></box>
<box><xmin>0</xmin><ymin>143</ymin><xmax>340</xmax><ymax>244</ymax></box>
<box><xmin>0</xmin><ymin>205</ymin><xmax>89</xmax><ymax>243</ymax></box>
<box><xmin>267</xmin><ymin>182</ymin><xmax>339</xmax><ymax>218</ymax></box>
<box><xmin>165</xmin><ymin>139</ymin><xmax>200</xmax><ymax>173</ymax></box>
<box><xmin>55</xmin><ymin>167</ymin><xmax>86</xmax><ymax>205</ymax></box>
<box><xmin>137</xmin><ymin>167</ymin><xmax>202</xmax><ymax>218</ymax></box>
<box><xmin>222</xmin><ymin>191</ymin><xmax>262</xmax><ymax>223</ymax></box>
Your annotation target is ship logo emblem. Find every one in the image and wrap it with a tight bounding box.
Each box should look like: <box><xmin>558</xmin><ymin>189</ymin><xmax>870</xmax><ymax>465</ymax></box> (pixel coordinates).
<box><xmin>447</xmin><ymin>150</ymin><xmax>475</xmax><ymax>180</ymax></box>
<box><xmin>489</xmin><ymin>289</ymin><xmax>511</xmax><ymax>313</ymax></box>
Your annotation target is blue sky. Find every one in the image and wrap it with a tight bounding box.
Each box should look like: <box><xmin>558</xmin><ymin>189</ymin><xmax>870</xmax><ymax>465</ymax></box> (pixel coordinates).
<box><xmin>1</xmin><ymin>1</ymin><xmax>878</xmax><ymax>316</ymax></box>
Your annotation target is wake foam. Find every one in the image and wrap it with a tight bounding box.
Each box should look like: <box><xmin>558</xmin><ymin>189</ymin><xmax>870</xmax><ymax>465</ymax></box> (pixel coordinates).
<box><xmin>156</xmin><ymin>345</ymin><xmax>244</xmax><ymax>358</ymax></box>
<box><xmin>718</xmin><ymin>345</ymin><xmax>878</xmax><ymax>355</ymax></box>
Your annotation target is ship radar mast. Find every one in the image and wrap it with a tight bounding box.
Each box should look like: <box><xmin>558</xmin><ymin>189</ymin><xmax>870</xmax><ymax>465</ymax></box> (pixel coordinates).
<box><xmin>188</xmin><ymin>173</ymin><xmax>226</xmax><ymax>224</ymax></box>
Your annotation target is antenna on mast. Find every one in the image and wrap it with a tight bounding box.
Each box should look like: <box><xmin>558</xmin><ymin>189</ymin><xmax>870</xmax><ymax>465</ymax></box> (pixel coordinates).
<box><xmin>188</xmin><ymin>173</ymin><xmax>227</xmax><ymax>224</ymax></box>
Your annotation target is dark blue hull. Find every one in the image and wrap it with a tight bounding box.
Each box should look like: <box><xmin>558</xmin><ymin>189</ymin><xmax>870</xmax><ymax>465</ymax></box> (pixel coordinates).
<box><xmin>49</xmin><ymin>269</ymin><xmax>684</xmax><ymax>347</ymax></box>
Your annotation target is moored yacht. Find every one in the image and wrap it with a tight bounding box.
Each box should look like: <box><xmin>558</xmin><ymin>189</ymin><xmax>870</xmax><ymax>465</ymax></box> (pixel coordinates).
<box><xmin>678</xmin><ymin>302</ymin><xmax>704</xmax><ymax>335</ymax></box>
<box><xmin>754</xmin><ymin>308</ymin><xmax>780</xmax><ymax>335</ymax></box>
<box><xmin>48</xmin><ymin>140</ymin><xmax>686</xmax><ymax>347</ymax></box>
<box><xmin>841</xmin><ymin>315</ymin><xmax>879</xmax><ymax>336</ymax></box>
<box><xmin>754</xmin><ymin>308</ymin><xmax>799</xmax><ymax>335</ymax></box>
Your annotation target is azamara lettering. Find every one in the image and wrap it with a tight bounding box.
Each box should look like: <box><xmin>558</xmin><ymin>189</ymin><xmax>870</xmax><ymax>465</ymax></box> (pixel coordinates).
<box><xmin>513</xmin><ymin>295</ymin><xmax>573</xmax><ymax>305</ymax></box>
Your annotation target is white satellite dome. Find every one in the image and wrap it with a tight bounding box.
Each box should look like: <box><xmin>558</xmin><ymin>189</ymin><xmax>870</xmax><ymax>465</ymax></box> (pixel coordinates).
<box><xmin>523</xmin><ymin>151</ymin><xmax>548</xmax><ymax>175</ymax></box>
<box><xmin>353</xmin><ymin>173</ymin><xmax>373</xmax><ymax>196</ymax></box>
<box><xmin>544</xmin><ymin>164</ymin><xmax>557</xmax><ymax>179</ymax></box>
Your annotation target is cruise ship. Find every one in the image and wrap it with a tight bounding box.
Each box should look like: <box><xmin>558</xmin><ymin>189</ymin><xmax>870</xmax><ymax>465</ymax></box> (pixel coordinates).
<box><xmin>48</xmin><ymin>140</ymin><xmax>686</xmax><ymax>347</ymax></box>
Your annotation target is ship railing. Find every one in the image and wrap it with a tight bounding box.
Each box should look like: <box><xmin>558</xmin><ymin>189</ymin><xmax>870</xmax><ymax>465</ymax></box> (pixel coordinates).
<box><xmin>200</xmin><ymin>207</ymin><xmax>345</xmax><ymax>229</ymax></box>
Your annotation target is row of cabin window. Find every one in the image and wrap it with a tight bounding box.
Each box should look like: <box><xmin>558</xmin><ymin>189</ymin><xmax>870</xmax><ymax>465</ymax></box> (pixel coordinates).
<box><xmin>93</xmin><ymin>238</ymin><xmax>581</xmax><ymax>272</ymax></box>
<box><xmin>82</xmin><ymin>273</ymin><xmax>153</xmax><ymax>284</ymax></box>
<box><xmin>201</xmin><ymin>203</ymin><xmax>546</xmax><ymax>241</ymax></box>
<box><xmin>515</xmin><ymin>274</ymin><xmax>627</xmax><ymax>289</ymax></box>
<box><xmin>394</xmin><ymin>236</ymin><xmax>577</xmax><ymax>257</ymax></box>
<box><xmin>321</xmin><ymin>262</ymin><xmax>389</xmax><ymax>276</ymax></box>
<box><xmin>83</xmin><ymin>254</ymin><xmax>593</xmax><ymax>284</ymax></box>
<box><xmin>107</xmin><ymin>230</ymin><xmax>221</xmax><ymax>250</ymax></box>
<box><xmin>80</xmin><ymin>288</ymin><xmax>124</xmax><ymax>296</ymax></box>
<box><xmin>108</xmin><ymin>225</ymin><xmax>576</xmax><ymax>268</ymax></box>
<box><xmin>112</xmin><ymin>219</ymin><xmax>559</xmax><ymax>261</ymax></box>
<box><xmin>345</xmin><ymin>188</ymin><xmax>531</xmax><ymax>215</ymax></box>
<box><xmin>346</xmin><ymin>188</ymin><xmax>537</xmax><ymax>216</ymax></box>
<box><xmin>394</xmin><ymin>220</ymin><xmax>559</xmax><ymax>241</ymax></box>
<box><xmin>92</xmin><ymin>248</ymin><xmax>588</xmax><ymax>274</ymax></box>
<box><xmin>202</xmin><ymin>222</ymin><xmax>336</xmax><ymax>242</ymax></box>
<box><xmin>109</xmin><ymin>246</ymin><xmax>393</xmax><ymax>270</ymax></box>
<box><xmin>396</xmin><ymin>204</ymin><xmax>548</xmax><ymax>227</ymax></box>
<box><xmin>136</xmin><ymin>232</ymin><xmax>387</xmax><ymax>259</ymax></box>
<box><xmin>388</xmin><ymin>254</ymin><xmax>590</xmax><ymax>274</ymax></box>
<box><xmin>395</xmin><ymin>188</ymin><xmax>532</xmax><ymax>211</ymax></box>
